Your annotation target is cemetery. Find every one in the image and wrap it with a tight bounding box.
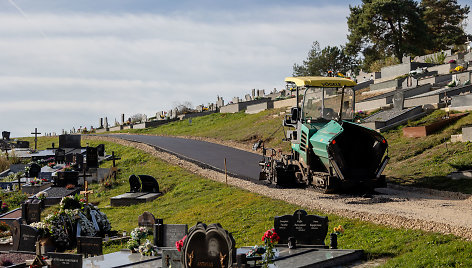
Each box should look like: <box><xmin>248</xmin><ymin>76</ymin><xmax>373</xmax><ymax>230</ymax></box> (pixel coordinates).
<box><xmin>2</xmin><ymin>1</ymin><xmax>472</xmax><ymax>266</ymax></box>
<box><xmin>3</xmin><ymin>125</ymin><xmax>472</xmax><ymax>267</ymax></box>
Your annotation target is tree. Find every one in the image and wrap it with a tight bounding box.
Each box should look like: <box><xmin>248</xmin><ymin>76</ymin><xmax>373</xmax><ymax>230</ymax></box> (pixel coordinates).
<box><xmin>172</xmin><ymin>101</ymin><xmax>193</xmax><ymax>114</ymax></box>
<box><xmin>420</xmin><ymin>0</ymin><xmax>470</xmax><ymax>51</ymax></box>
<box><xmin>293</xmin><ymin>41</ymin><xmax>357</xmax><ymax>76</ymax></box>
<box><xmin>346</xmin><ymin>0</ymin><xmax>430</xmax><ymax>70</ymax></box>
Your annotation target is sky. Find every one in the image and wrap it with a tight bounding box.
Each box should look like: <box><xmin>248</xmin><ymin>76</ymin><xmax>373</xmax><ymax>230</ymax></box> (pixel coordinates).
<box><xmin>0</xmin><ymin>0</ymin><xmax>470</xmax><ymax>137</ymax></box>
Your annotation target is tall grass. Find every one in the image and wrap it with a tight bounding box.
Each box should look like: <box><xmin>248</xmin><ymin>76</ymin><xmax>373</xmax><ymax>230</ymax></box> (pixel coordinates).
<box><xmin>0</xmin><ymin>156</ymin><xmax>9</xmax><ymax>173</ymax></box>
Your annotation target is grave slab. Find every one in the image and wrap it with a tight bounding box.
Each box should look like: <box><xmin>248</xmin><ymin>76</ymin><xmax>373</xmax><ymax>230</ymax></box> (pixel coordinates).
<box><xmin>42</xmin><ymin>187</ymin><xmax>81</xmax><ymax>206</ymax></box>
<box><xmin>83</xmin><ymin>249</ymin><xmax>161</xmax><ymax>268</ymax></box>
<box><xmin>361</xmin><ymin>106</ymin><xmax>425</xmax><ymax>132</ymax></box>
<box><xmin>237</xmin><ymin>246</ymin><xmax>364</xmax><ymax>268</ymax></box>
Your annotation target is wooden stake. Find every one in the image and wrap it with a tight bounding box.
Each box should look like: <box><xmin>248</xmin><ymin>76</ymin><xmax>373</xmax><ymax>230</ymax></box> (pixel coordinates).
<box><xmin>224</xmin><ymin>158</ymin><xmax>227</xmax><ymax>185</ymax></box>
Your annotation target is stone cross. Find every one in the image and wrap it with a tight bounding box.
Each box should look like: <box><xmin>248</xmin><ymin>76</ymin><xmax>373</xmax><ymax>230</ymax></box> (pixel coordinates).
<box><xmin>31</xmin><ymin>128</ymin><xmax>41</xmax><ymax>151</ymax></box>
<box><xmin>80</xmin><ymin>181</ymin><xmax>94</xmax><ymax>205</ymax></box>
<box><xmin>442</xmin><ymin>94</ymin><xmax>452</xmax><ymax>118</ymax></box>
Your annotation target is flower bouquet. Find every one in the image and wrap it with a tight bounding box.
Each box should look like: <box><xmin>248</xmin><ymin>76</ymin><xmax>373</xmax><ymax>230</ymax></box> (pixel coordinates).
<box><xmin>36</xmin><ymin>191</ymin><xmax>48</xmax><ymax>200</ymax></box>
<box><xmin>138</xmin><ymin>239</ymin><xmax>158</xmax><ymax>256</ymax></box>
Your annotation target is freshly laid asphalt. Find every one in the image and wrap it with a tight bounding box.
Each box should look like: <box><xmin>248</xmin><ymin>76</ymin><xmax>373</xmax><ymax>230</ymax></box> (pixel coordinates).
<box><xmin>107</xmin><ymin>134</ymin><xmax>262</xmax><ymax>181</ymax></box>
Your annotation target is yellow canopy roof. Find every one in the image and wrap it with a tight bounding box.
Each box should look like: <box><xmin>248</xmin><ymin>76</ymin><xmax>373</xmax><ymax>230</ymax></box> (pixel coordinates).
<box><xmin>285</xmin><ymin>76</ymin><xmax>357</xmax><ymax>88</ymax></box>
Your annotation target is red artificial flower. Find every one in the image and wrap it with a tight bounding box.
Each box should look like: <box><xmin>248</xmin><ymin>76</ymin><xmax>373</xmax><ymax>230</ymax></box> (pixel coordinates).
<box><xmin>175</xmin><ymin>235</ymin><xmax>187</xmax><ymax>252</ymax></box>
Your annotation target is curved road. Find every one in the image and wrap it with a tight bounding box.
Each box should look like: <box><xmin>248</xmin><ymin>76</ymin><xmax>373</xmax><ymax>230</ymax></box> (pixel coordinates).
<box><xmin>107</xmin><ymin>134</ymin><xmax>262</xmax><ymax>181</ymax></box>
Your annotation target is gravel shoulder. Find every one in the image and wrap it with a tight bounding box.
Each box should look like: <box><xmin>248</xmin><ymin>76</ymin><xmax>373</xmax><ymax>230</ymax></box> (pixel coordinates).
<box><xmin>86</xmin><ymin>135</ymin><xmax>472</xmax><ymax>240</ymax></box>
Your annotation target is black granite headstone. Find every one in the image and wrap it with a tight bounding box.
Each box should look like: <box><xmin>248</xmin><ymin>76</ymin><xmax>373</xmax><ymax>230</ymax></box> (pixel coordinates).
<box><xmin>86</xmin><ymin>147</ymin><xmax>99</xmax><ymax>168</ymax></box>
<box><xmin>12</xmin><ymin>222</ymin><xmax>39</xmax><ymax>252</ymax></box>
<box><xmin>155</xmin><ymin>224</ymin><xmax>188</xmax><ymax>247</ymax></box>
<box><xmin>138</xmin><ymin>175</ymin><xmax>159</xmax><ymax>193</ymax></box>
<box><xmin>22</xmin><ymin>201</ymin><xmax>41</xmax><ymax>224</ymax></box>
<box><xmin>59</xmin><ymin>134</ymin><xmax>81</xmax><ymax>149</ymax></box>
<box><xmin>47</xmin><ymin>252</ymin><xmax>83</xmax><ymax>268</ymax></box>
<box><xmin>2</xmin><ymin>131</ymin><xmax>10</xmax><ymax>140</ymax></box>
<box><xmin>65</xmin><ymin>154</ymin><xmax>74</xmax><ymax>164</ymax></box>
<box><xmin>55</xmin><ymin>171</ymin><xmax>79</xmax><ymax>187</ymax></box>
<box><xmin>138</xmin><ymin>211</ymin><xmax>156</xmax><ymax>228</ymax></box>
<box><xmin>182</xmin><ymin>223</ymin><xmax>235</xmax><ymax>268</ymax></box>
<box><xmin>55</xmin><ymin>148</ymin><xmax>66</xmax><ymax>163</ymax></box>
<box><xmin>274</xmin><ymin>210</ymin><xmax>328</xmax><ymax>245</ymax></box>
<box><xmin>29</xmin><ymin>163</ymin><xmax>41</xmax><ymax>178</ymax></box>
<box><xmin>129</xmin><ymin>175</ymin><xmax>141</xmax><ymax>192</ymax></box>
<box><xmin>16</xmin><ymin>140</ymin><xmax>29</xmax><ymax>148</ymax></box>
<box><xmin>96</xmin><ymin>144</ymin><xmax>105</xmax><ymax>157</ymax></box>
<box><xmin>76</xmin><ymin>236</ymin><xmax>103</xmax><ymax>257</ymax></box>
<box><xmin>74</xmin><ymin>154</ymin><xmax>84</xmax><ymax>171</ymax></box>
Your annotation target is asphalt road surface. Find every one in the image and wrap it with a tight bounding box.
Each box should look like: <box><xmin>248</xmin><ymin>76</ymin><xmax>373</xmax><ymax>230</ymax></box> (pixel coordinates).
<box><xmin>108</xmin><ymin>134</ymin><xmax>262</xmax><ymax>181</ymax></box>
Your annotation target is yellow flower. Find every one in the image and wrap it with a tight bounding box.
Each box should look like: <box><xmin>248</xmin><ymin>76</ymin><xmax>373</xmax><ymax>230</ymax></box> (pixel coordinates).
<box><xmin>455</xmin><ymin>66</ymin><xmax>464</xmax><ymax>72</ymax></box>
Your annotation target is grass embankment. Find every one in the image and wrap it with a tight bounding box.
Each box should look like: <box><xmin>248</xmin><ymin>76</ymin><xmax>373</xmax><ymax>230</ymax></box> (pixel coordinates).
<box><xmin>107</xmin><ymin>109</ymin><xmax>472</xmax><ymax>194</ymax></box>
<box><xmin>27</xmin><ymin>137</ymin><xmax>472</xmax><ymax>267</ymax></box>
<box><xmin>114</xmin><ymin>109</ymin><xmax>291</xmax><ymax>151</ymax></box>
<box><xmin>383</xmin><ymin>110</ymin><xmax>472</xmax><ymax>193</ymax></box>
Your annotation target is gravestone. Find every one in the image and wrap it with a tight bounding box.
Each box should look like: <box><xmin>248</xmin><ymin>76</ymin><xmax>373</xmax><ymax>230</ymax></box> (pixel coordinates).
<box><xmin>22</xmin><ymin>201</ymin><xmax>41</xmax><ymax>224</ymax></box>
<box><xmin>162</xmin><ymin>249</ymin><xmax>182</xmax><ymax>268</ymax></box>
<box><xmin>139</xmin><ymin>175</ymin><xmax>159</xmax><ymax>193</ymax></box>
<box><xmin>138</xmin><ymin>211</ymin><xmax>156</xmax><ymax>228</ymax></box>
<box><xmin>12</xmin><ymin>222</ymin><xmax>39</xmax><ymax>252</ymax></box>
<box><xmin>96</xmin><ymin>144</ymin><xmax>105</xmax><ymax>157</ymax></box>
<box><xmin>55</xmin><ymin>148</ymin><xmax>66</xmax><ymax>163</ymax></box>
<box><xmin>74</xmin><ymin>154</ymin><xmax>84</xmax><ymax>171</ymax></box>
<box><xmin>129</xmin><ymin>175</ymin><xmax>141</xmax><ymax>192</ymax></box>
<box><xmin>65</xmin><ymin>154</ymin><xmax>74</xmax><ymax>164</ymax></box>
<box><xmin>154</xmin><ymin>223</ymin><xmax>188</xmax><ymax>247</ymax></box>
<box><xmin>16</xmin><ymin>140</ymin><xmax>30</xmax><ymax>148</ymax></box>
<box><xmin>77</xmin><ymin>236</ymin><xmax>103</xmax><ymax>257</ymax></box>
<box><xmin>47</xmin><ymin>252</ymin><xmax>83</xmax><ymax>268</ymax></box>
<box><xmin>99</xmin><ymin>118</ymin><xmax>103</xmax><ymax>129</ymax></box>
<box><xmin>393</xmin><ymin>91</ymin><xmax>405</xmax><ymax>111</ymax></box>
<box><xmin>28</xmin><ymin>163</ymin><xmax>41</xmax><ymax>178</ymax></box>
<box><xmin>59</xmin><ymin>134</ymin><xmax>81</xmax><ymax>149</ymax></box>
<box><xmin>274</xmin><ymin>209</ymin><xmax>328</xmax><ymax>245</ymax></box>
<box><xmin>245</xmin><ymin>94</ymin><xmax>251</xmax><ymax>101</ymax></box>
<box><xmin>86</xmin><ymin>147</ymin><xmax>99</xmax><ymax>168</ymax></box>
<box><xmin>182</xmin><ymin>223</ymin><xmax>235</xmax><ymax>268</ymax></box>
<box><xmin>216</xmin><ymin>96</ymin><xmax>224</xmax><ymax>108</ymax></box>
<box><xmin>2</xmin><ymin>131</ymin><xmax>10</xmax><ymax>140</ymax></box>
<box><xmin>110</xmin><ymin>174</ymin><xmax>162</xmax><ymax>206</ymax></box>
<box><xmin>55</xmin><ymin>171</ymin><xmax>79</xmax><ymax>187</ymax></box>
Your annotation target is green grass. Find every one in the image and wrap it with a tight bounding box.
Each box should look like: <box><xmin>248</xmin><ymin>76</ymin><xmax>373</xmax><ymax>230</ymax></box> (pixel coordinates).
<box><xmin>113</xmin><ymin>109</ymin><xmax>291</xmax><ymax>151</ymax></box>
<box><xmin>382</xmin><ymin>110</ymin><xmax>472</xmax><ymax>193</ymax></box>
<box><xmin>31</xmin><ymin>137</ymin><xmax>469</xmax><ymax>267</ymax></box>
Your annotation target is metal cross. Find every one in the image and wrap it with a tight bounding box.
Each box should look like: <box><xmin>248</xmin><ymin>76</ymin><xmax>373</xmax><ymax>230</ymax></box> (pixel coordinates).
<box><xmin>31</xmin><ymin>128</ymin><xmax>41</xmax><ymax>151</ymax></box>
<box><xmin>111</xmin><ymin>151</ymin><xmax>121</xmax><ymax>168</ymax></box>
<box><xmin>111</xmin><ymin>151</ymin><xmax>121</xmax><ymax>181</ymax></box>
<box><xmin>80</xmin><ymin>181</ymin><xmax>94</xmax><ymax>205</ymax></box>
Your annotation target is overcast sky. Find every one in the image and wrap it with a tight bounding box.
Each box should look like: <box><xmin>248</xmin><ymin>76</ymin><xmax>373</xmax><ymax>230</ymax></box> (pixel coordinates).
<box><xmin>1</xmin><ymin>0</ymin><xmax>470</xmax><ymax>137</ymax></box>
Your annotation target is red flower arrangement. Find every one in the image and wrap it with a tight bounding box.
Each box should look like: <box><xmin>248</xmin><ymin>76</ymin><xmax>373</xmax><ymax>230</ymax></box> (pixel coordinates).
<box><xmin>175</xmin><ymin>235</ymin><xmax>187</xmax><ymax>252</ymax></box>
<box><xmin>262</xmin><ymin>228</ymin><xmax>280</xmax><ymax>244</ymax></box>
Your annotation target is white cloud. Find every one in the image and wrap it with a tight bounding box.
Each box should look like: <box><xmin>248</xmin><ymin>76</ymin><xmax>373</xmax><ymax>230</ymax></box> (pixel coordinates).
<box><xmin>0</xmin><ymin>6</ymin><xmax>351</xmax><ymax>137</ymax></box>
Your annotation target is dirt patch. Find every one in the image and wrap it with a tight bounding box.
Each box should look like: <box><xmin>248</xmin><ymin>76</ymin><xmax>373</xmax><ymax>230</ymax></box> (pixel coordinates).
<box><xmin>86</xmin><ymin>136</ymin><xmax>472</xmax><ymax>240</ymax></box>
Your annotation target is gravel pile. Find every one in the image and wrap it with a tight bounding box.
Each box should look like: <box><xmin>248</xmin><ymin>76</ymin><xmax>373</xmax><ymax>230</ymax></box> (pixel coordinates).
<box><xmin>86</xmin><ymin>136</ymin><xmax>472</xmax><ymax>240</ymax></box>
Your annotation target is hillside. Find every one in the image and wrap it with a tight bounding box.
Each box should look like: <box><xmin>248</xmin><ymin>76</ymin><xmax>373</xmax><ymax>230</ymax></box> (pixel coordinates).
<box><xmin>25</xmin><ymin>137</ymin><xmax>472</xmax><ymax>267</ymax></box>
<box><xmin>103</xmin><ymin>109</ymin><xmax>472</xmax><ymax>194</ymax></box>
